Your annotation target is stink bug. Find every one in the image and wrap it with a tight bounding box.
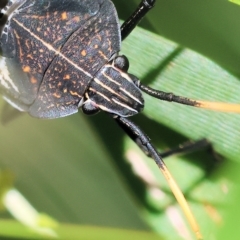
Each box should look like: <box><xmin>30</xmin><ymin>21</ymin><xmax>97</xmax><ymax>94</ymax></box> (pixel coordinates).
<box><xmin>0</xmin><ymin>0</ymin><xmax>240</xmax><ymax>239</ymax></box>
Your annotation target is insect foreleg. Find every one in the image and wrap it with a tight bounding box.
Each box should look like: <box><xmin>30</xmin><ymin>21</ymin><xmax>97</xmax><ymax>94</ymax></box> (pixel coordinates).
<box><xmin>120</xmin><ymin>0</ymin><xmax>155</xmax><ymax>41</ymax></box>
<box><xmin>112</xmin><ymin>114</ymin><xmax>202</xmax><ymax>240</ymax></box>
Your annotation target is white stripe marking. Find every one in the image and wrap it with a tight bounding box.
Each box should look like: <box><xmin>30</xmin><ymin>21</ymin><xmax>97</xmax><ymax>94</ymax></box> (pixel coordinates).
<box><xmin>120</xmin><ymin>87</ymin><xmax>143</xmax><ymax>105</ymax></box>
<box><xmin>106</xmin><ymin>64</ymin><xmax>133</xmax><ymax>83</ymax></box>
<box><xmin>93</xmin><ymin>77</ymin><xmax>124</xmax><ymax>100</ymax></box>
<box><xmin>102</xmin><ymin>65</ymin><xmax>143</xmax><ymax>104</ymax></box>
<box><xmin>89</xmin><ymin>87</ymin><xmax>111</xmax><ymax>102</ymax></box>
<box><xmin>103</xmin><ymin>72</ymin><xmax>121</xmax><ymax>86</ymax></box>
<box><xmin>3</xmin><ymin>96</ymin><xmax>25</xmax><ymax>111</ymax></box>
<box><xmin>0</xmin><ymin>57</ymin><xmax>19</xmax><ymax>92</ymax></box>
<box><xmin>13</xmin><ymin>18</ymin><xmax>93</xmax><ymax>79</ymax></box>
<box><xmin>112</xmin><ymin>98</ymin><xmax>137</xmax><ymax>113</ymax></box>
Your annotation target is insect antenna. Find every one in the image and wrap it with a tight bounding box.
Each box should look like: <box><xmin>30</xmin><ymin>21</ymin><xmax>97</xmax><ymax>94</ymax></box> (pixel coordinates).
<box><xmin>139</xmin><ymin>82</ymin><xmax>240</xmax><ymax>113</ymax></box>
<box><xmin>114</xmin><ymin>115</ymin><xmax>203</xmax><ymax>240</ymax></box>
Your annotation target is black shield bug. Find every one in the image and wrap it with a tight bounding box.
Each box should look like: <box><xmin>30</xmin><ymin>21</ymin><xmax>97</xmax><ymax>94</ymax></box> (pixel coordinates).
<box><xmin>1</xmin><ymin>0</ymin><xmax>240</xmax><ymax>239</ymax></box>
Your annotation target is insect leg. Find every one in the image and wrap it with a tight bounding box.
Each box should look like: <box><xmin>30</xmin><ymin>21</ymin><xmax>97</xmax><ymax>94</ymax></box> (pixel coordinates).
<box><xmin>160</xmin><ymin>139</ymin><xmax>211</xmax><ymax>158</ymax></box>
<box><xmin>120</xmin><ymin>0</ymin><xmax>155</xmax><ymax>41</ymax></box>
<box><xmin>113</xmin><ymin>114</ymin><xmax>202</xmax><ymax>240</ymax></box>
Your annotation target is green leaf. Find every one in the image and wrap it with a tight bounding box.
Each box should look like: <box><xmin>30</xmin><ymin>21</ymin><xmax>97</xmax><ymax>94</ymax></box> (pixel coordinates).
<box><xmin>122</xmin><ymin>27</ymin><xmax>240</xmax><ymax>161</ymax></box>
<box><xmin>0</xmin><ymin>220</ymin><xmax>163</xmax><ymax>240</ymax></box>
<box><xmin>229</xmin><ymin>0</ymin><xmax>240</xmax><ymax>6</ymax></box>
<box><xmin>119</xmin><ymin>22</ymin><xmax>240</xmax><ymax>240</ymax></box>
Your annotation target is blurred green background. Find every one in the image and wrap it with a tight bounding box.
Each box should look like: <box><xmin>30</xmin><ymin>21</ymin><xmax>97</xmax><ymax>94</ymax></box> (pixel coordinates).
<box><xmin>1</xmin><ymin>0</ymin><xmax>240</xmax><ymax>239</ymax></box>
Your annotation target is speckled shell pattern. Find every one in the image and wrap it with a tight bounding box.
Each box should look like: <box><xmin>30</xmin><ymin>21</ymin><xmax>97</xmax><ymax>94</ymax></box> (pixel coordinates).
<box><xmin>0</xmin><ymin>0</ymin><xmax>120</xmax><ymax>118</ymax></box>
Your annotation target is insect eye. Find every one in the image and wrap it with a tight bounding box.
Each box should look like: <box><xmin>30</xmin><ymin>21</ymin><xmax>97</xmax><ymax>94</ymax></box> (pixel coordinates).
<box><xmin>113</xmin><ymin>55</ymin><xmax>129</xmax><ymax>71</ymax></box>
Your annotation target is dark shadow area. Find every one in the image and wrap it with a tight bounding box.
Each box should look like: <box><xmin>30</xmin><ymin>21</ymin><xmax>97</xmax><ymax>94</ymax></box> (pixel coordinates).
<box><xmin>0</xmin><ymin>0</ymin><xmax>8</xmax><ymax>9</ymax></box>
<box><xmin>86</xmin><ymin>112</ymin><xmax>147</xmax><ymax>208</ymax></box>
<box><xmin>86</xmin><ymin>111</ymin><xmax>222</xmax><ymax>212</ymax></box>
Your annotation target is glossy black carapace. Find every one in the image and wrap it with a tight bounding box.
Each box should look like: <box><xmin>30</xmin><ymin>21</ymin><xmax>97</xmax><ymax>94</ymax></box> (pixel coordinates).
<box><xmin>0</xmin><ymin>0</ymin><xmax>145</xmax><ymax>119</ymax></box>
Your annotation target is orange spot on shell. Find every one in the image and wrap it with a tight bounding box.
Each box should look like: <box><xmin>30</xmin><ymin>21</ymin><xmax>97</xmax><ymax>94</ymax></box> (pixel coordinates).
<box><xmin>70</xmin><ymin>91</ymin><xmax>80</xmax><ymax>97</ymax></box>
<box><xmin>72</xmin><ymin>16</ymin><xmax>80</xmax><ymax>22</ymax></box>
<box><xmin>81</xmin><ymin>50</ymin><xmax>87</xmax><ymax>57</ymax></box>
<box><xmin>98</xmin><ymin>50</ymin><xmax>108</xmax><ymax>60</ymax></box>
<box><xmin>30</xmin><ymin>77</ymin><xmax>37</xmax><ymax>84</ymax></box>
<box><xmin>27</xmin><ymin>54</ymin><xmax>33</xmax><ymax>59</ymax></box>
<box><xmin>64</xmin><ymin>74</ymin><xmax>71</xmax><ymax>80</ymax></box>
<box><xmin>53</xmin><ymin>93</ymin><xmax>61</xmax><ymax>98</ymax></box>
<box><xmin>23</xmin><ymin>66</ymin><xmax>31</xmax><ymax>73</ymax></box>
<box><xmin>61</xmin><ymin>12</ymin><xmax>68</xmax><ymax>20</ymax></box>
